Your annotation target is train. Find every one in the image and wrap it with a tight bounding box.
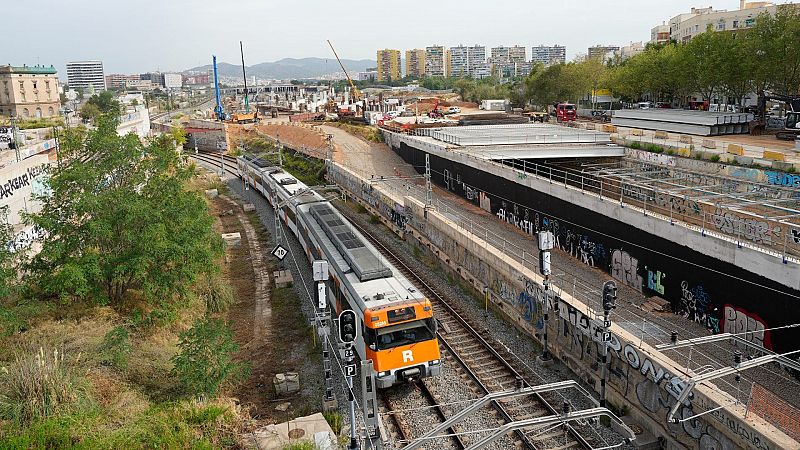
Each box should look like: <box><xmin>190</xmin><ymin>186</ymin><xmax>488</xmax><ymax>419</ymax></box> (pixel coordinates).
<box><xmin>237</xmin><ymin>155</ymin><xmax>441</xmax><ymax>388</ymax></box>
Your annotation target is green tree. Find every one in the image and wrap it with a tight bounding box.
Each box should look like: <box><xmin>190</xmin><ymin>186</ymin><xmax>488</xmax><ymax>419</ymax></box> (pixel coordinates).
<box><xmin>684</xmin><ymin>26</ymin><xmax>728</xmax><ymax>103</ymax></box>
<box><xmin>79</xmin><ymin>102</ymin><xmax>101</xmax><ymax>123</ymax></box>
<box><xmin>748</xmin><ymin>9</ymin><xmax>800</xmax><ymax>96</ymax></box>
<box><xmin>24</xmin><ymin>113</ymin><xmax>222</xmax><ymax>305</ymax></box>
<box><xmin>171</xmin><ymin>317</ymin><xmax>248</xmax><ymax>398</ymax></box>
<box><xmin>86</xmin><ymin>91</ymin><xmax>121</xmax><ymax>115</ymax></box>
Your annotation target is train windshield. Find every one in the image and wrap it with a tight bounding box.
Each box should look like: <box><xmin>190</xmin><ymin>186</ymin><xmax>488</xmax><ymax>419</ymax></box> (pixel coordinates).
<box><xmin>367</xmin><ymin>318</ymin><xmax>436</xmax><ymax>351</ymax></box>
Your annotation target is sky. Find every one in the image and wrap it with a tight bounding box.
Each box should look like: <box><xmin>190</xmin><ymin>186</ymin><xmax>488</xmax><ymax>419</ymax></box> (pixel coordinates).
<box><xmin>4</xmin><ymin>0</ymin><xmax>767</xmax><ymax>78</ymax></box>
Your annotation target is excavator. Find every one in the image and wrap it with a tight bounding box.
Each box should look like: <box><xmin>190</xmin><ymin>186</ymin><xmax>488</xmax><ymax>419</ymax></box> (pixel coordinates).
<box><xmin>326</xmin><ymin>40</ymin><xmax>362</xmax><ymax>115</ymax></box>
<box><xmin>750</xmin><ymin>91</ymin><xmax>800</xmax><ymax>141</ymax></box>
<box><xmin>427</xmin><ymin>99</ymin><xmax>444</xmax><ymax>119</ymax></box>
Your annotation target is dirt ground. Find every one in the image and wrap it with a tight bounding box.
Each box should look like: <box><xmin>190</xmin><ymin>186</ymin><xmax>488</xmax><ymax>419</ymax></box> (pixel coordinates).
<box><xmin>714</xmin><ymin>132</ymin><xmax>796</xmax><ymax>149</ymax></box>
<box><xmin>256</xmin><ymin>123</ymin><xmax>328</xmax><ymax>150</ymax></box>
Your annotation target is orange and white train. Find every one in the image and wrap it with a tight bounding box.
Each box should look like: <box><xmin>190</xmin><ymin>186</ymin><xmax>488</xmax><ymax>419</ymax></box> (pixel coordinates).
<box><xmin>238</xmin><ymin>155</ymin><xmax>441</xmax><ymax>388</ymax></box>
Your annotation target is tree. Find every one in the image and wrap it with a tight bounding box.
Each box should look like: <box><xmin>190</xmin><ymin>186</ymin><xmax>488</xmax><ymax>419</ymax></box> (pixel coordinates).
<box><xmin>748</xmin><ymin>8</ymin><xmax>800</xmax><ymax>96</ymax></box>
<box><xmin>25</xmin><ymin>112</ymin><xmax>222</xmax><ymax>305</ymax></box>
<box><xmin>79</xmin><ymin>102</ymin><xmax>101</xmax><ymax>123</ymax></box>
<box><xmin>86</xmin><ymin>91</ymin><xmax>121</xmax><ymax>115</ymax></box>
<box><xmin>684</xmin><ymin>26</ymin><xmax>728</xmax><ymax>103</ymax></box>
<box><xmin>0</xmin><ymin>207</ymin><xmax>17</xmax><ymax>298</ymax></box>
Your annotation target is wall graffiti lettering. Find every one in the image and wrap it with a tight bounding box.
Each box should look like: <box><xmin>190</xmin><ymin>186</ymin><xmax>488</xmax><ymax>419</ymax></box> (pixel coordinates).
<box><xmin>496</xmin><ymin>205</ymin><xmax>536</xmax><ymax>236</ymax></box>
<box><xmin>677</xmin><ymin>281</ymin><xmax>719</xmax><ymax>333</ymax></box>
<box><xmin>0</xmin><ymin>163</ymin><xmax>49</xmax><ymax>200</ymax></box>
<box><xmin>723</xmin><ymin>304</ymin><xmax>770</xmax><ymax>349</ymax></box>
<box><xmin>645</xmin><ymin>267</ymin><xmax>666</xmax><ymax>296</ymax></box>
<box><xmin>621</xmin><ymin>184</ymin><xmax>655</xmax><ymax>202</ymax></box>
<box><xmin>711</xmin><ymin>208</ymin><xmax>781</xmax><ymax>245</ymax></box>
<box><xmin>654</xmin><ymin>192</ymin><xmax>701</xmax><ymax>217</ymax></box>
<box><xmin>792</xmin><ymin>228</ymin><xmax>800</xmax><ymax>245</ymax></box>
<box><xmin>611</xmin><ymin>249</ymin><xmax>643</xmax><ymax>292</ymax></box>
<box><xmin>765</xmin><ymin>171</ymin><xmax>800</xmax><ymax>188</ymax></box>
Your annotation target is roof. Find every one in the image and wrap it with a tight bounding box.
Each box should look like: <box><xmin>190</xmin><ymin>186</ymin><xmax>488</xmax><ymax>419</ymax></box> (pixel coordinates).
<box><xmin>0</xmin><ymin>65</ymin><xmax>57</xmax><ymax>75</ymax></box>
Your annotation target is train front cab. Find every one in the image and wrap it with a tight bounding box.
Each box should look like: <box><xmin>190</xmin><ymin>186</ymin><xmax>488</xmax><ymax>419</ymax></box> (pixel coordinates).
<box><xmin>363</xmin><ymin>301</ymin><xmax>441</xmax><ymax>388</ymax></box>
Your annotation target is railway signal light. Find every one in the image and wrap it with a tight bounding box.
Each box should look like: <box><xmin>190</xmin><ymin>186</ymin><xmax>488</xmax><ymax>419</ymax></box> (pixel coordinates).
<box><xmin>602</xmin><ymin>281</ymin><xmax>617</xmax><ymax>313</ymax></box>
<box><xmin>339</xmin><ymin>310</ymin><xmax>357</xmax><ymax>344</ymax></box>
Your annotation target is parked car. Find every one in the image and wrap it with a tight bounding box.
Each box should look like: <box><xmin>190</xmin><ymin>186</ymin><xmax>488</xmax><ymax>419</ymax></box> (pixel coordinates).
<box><xmin>447</xmin><ymin>106</ymin><xmax>461</xmax><ymax>114</ymax></box>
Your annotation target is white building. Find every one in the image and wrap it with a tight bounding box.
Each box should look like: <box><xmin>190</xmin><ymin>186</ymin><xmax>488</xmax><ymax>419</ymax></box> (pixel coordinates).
<box><xmin>620</xmin><ymin>42</ymin><xmax>646</xmax><ymax>60</ymax></box>
<box><xmin>657</xmin><ymin>1</ymin><xmax>783</xmax><ymax>43</ymax></box>
<box><xmin>117</xmin><ymin>104</ymin><xmax>150</xmax><ymax>138</ymax></box>
<box><xmin>66</xmin><ymin>60</ymin><xmax>106</xmax><ymax>92</ymax></box>
<box><xmin>490</xmin><ymin>46</ymin><xmax>527</xmax><ymax>64</ymax></box>
<box><xmin>531</xmin><ymin>45</ymin><xmax>566</xmax><ymax>66</ymax></box>
<box><xmin>449</xmin><ymin>45</ymin><xmax>485</xmax><ymax>78</ymax></box>
<box><xmin>163</xmin><ymin>73</ymin><xmax>182</xmax><ymax>89</ymax></box>
<box><xmin>425</xmin><ymin>45</ymin><xmax>448</xmax><ymax>77</ymax></box>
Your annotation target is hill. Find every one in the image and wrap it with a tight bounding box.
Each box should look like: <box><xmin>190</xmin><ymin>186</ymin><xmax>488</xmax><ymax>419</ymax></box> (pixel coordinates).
<box><xmin>186</xmin><ymin>57</ymin><xmax>374</xmax><ymax>80</ymax></box>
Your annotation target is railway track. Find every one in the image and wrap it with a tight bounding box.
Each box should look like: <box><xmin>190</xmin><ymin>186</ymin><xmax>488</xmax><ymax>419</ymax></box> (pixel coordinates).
<box><xmin>381</xmin><ymin>381</ymin><xmax>466</xmax><ymax>450</ymax></box>
<box><xmin>340</xmin><ymin>205</ymin><xmax>595</xmax><ymax>450</ymax></box>
<box><xmin>189</xmin><ymin>152</ymin><xmax>239</xmax><ymax>176</ymax></box>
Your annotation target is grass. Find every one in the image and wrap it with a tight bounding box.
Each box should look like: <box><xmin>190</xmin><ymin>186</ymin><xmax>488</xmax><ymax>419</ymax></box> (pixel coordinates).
<box><xmin>250</xmin><ymin>147</ymin><xmax>327</xmax><ymax>187</ymax></box>
<box><xmin>195</xmin><ymin>272</ymin><xmax>235</xmax><ymax>313</ymax></box>
<box><xmin>0</xmin><ymin>299</ymin><xmax>51</xmax><ymax>338</ymax></box>
<box><xmin>328</xmin><ymin>121</ymin><xmax>384</xmax><ymax>142</ymax></box>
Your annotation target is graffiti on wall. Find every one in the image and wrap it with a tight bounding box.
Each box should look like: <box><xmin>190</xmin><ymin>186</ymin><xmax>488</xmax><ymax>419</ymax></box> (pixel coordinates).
<box><xmin>711</xmin><ymin>208</ymin><xmax>781</xmax><ymax>245</ymax></box>
<box><xmin>654</xmin><ymin>192</ymin><xmax>701</xmax><ymax>217</ymax></box>
<box><xmin>723</xmin><ymin>304</ymin><xmax>770</xmax><ymax>349</ymax></box>
<box><xmin>765</xmin><ymin>171</ymin><xmax>800</xmax><ymax>188</ymax></box>
<box><xmin>645</xmin><ymin>267</ymin><xmax>666</xmax><ymax>296</ymax></box>
<box><xmin>611</xmin><ymin>249</ymin><xmax>643</xmax><ymax>292</ymax></box>
<box><xmin>676</xmin><ymin>281</ymin><xmax>719</xmax><ymax>333</ymax></box>
<box><xmin>492</xmin><ymin>275</ymin><xmax>545</xmax><ymax>329</ymax></box>
<box><xmin>496</xmin><ymin>202</ymin><xmax>536</xmax><ymax>236</ymax></box>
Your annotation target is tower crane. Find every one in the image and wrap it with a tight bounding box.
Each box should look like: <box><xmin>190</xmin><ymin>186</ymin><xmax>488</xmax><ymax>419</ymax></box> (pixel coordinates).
<box><xmin>326</xmin><ymin>40</ymin><xmax>362</xmax><ymax>105</ymax></box>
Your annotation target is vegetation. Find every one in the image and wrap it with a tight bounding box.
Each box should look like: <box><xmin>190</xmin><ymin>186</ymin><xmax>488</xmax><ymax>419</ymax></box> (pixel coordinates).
<box><xmin>25</xmin><ymin>113</ymin><xmax>222</xmax><ymax>307</ymax></box>
<box><xmin>327</xmin><ymin>121</ymin><xmax>383</xmax><ymax>142</ymax></box>
<box><xmin>80</xmin><ymin>91</ymin><xmax>122</xmax><ymax>123</ymax></box>
<box><xmin>245</xmin><ymin>137</ymin><xmax>327</xmax><ymax>186</ymax></box>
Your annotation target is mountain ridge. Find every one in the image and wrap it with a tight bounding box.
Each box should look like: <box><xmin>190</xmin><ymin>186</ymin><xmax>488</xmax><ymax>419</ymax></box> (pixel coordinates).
<box><xmin>186</xmin><ymin>57</ymin><xmax>374</xmax><ymax>79</ymax></box>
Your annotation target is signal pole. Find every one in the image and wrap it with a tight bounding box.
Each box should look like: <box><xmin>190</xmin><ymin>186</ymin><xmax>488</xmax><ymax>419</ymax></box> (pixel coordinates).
<box><xmin>600</xmin><ymin>280</ymin><xmax>617</xmax><ymax>407</ymax></box>
<box><xmin>537</xmin><ymin>231</ymin><xmax>554</xmax><ymax>363</ymax></box>
<box><xmin>338</xmin><ymin>309</ymin><xmax>359</xmax><ymax>450</ymax></box>
<box><xmin>313</xmin><ymin>261</ymin><xmax>336</xmax><ymax>411</ymax></box>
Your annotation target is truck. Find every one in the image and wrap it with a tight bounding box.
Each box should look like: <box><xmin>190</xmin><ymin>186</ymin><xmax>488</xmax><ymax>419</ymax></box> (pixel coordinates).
<box><xmin>555</xmin><ymin>102</ymin><xmax>577</xmax><ymax>122</ymax></box>
<box><xmin>480</xmin><ymin>99</ymin><xmax>508</xmax><ymax>111</ymax></box>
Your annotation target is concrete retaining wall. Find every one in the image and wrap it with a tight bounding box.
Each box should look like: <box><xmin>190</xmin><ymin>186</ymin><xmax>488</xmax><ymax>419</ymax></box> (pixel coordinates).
<box><xmin>327</xmin><ymin>161</ymin><xmax>798</xmax><ymax>450</ymax></box>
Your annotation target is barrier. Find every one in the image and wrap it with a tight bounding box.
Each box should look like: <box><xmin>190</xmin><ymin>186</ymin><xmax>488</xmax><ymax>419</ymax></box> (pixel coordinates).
<box><xmin>702</xmin><ymin>139</ymin><xmax>717</xmax><ymax>149</ymax></box>
<box><xmin>727</xmin><ymin>143</ymin><xmax>745</xmax><ymax>156</ymax></box>
<box><xmin>654</xmin><ymin>130</ymin><xmax>669</xmax><ymax>139</ymax></box>
<box><xmin>747</xmin><ymin>383</ymin><xmax>800</xmax><ymax>442</ymax></box>
<box><xmin>763</xmin><ymin>150</ymin><xmax>785</xmax><ymax>162</ymax></box>
<box><xmin>631</xmin><ymin>128</ymin><xmax>644</xmax><ymax>136</ymax></box>
<box><xmin>602</xmin><ymin>124</ymin><xmax>617</xmax><ymax>133</ymax></box>
<box><xmin>680</xmin><ymin>135</ymin><xmax>693</xmax><ymax>144</ymax></box>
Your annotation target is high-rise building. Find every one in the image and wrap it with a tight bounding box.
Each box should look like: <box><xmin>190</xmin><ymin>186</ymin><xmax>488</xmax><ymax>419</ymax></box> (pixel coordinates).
<box><xmin>530</xmin><ymin>45</ymin><xmax>566</xmax><ymax>66</ymax></box>
<box><xmin>449</xmin><ymin>45</ymin><xmax>485</xmax><ymax>78</ymax></box>
<box><xmin>587</xmin><ymin>45</ymin><xmax>620</xmax><ymax>61</ymax></box>
<box><xmin>405</xmin><ymin>49</ymin><xmax>426</xmax><ymax>78</ymax></box>
<box><xmin>490</xmin><ymin>46</ymin><xmax>527</xmax><ymax>64</ymax></box>
<box><xmin>0</xmin><ymin>64</ymin><xmax>61</xmax><ymax>118</ymax></box>
<box><xmin>376</xmin><ymin>49</ymin><xmax>401</xmax><ymax>82</ymax></box>
<box><xmin>66</xmin><ymin>60</ymin><xmax>106</xmax><ymax>92</ymax></box>
<box><xmin>105</xmin><ymin>74</ymin><xmax>128</xmax><ymax>89</ymax></box>
<box><xmin>163</xmin><ymin>73</ymin><xmax>183</xmax><ymax>89</ymax></box>
<box><xmin>425</xmin><ymin>45</ymin><xmax>446</xmax><ymax>77</ymax></box>
<box><xmin>140</xmin><ymin>72</ymin><xmax>165</xmax><ymax>88</ymax></box>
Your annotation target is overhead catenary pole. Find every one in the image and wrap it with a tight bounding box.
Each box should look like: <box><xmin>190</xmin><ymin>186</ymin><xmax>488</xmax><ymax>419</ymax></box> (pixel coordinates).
<box><xmin>600</xmin><ymin>280</ymin><xmax>617</xmax><ymax>408</ymax></box>
<box><xmin>240</xmin><ymin>41</ymin><xmax>250</xmax><ymax>114</ymax></box>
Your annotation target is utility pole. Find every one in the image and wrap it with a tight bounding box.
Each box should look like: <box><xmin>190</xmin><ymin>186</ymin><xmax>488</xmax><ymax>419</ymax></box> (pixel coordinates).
<box><xmin>338</xmin><ymin>309</ymin><xmax>359</xmax><ymax>450</ymax></box>
<box><xmin>425</xmin><ymin>153</ymin><xmax>432</xmax><ymax>208</ymax></box>
<box><xmin>537</xmin><ymin>231</ymin><xmax>555</xmax><ymax>363</ymax></box>
<box><xmin>313</xmin><ymin>261</ymin><xmax>337</xmax><ymax>412</ymax></box>
<box><xmin>600</xmin><ymin>280</ymin><xmax>617</xmax><ymax>407</ymax></box>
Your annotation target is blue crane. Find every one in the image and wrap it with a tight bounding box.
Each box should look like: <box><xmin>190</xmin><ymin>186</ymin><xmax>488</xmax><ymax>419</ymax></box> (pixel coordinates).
<box><xmin>212</xmin><ymin>55</ymin><xmax>225</xmax><ymax>121</ymax></box>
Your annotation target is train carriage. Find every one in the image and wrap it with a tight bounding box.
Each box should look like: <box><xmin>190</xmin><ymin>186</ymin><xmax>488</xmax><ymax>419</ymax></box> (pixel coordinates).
<box><xmin>237</xmin><ymin>155</ymin><xmax>442</xmax><ymax>388</ymax></box>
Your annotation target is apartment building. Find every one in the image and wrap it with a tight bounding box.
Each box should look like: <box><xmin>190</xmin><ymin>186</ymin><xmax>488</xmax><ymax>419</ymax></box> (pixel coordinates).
<box><xmin>376</xmin><ymin>49</ymin><xmax>401</xmax><ymax>82</ymax></box>
<box><xmin>425</xmin><ymin>45</ymin><xmax>449</xmax><ymax>77</ymax></box>
<box><xmin>656</xmin><ymin>1</ymin><xmax>790</xmax><ymax>43</ymax></box>
<box><xmin>405</xmin><ymin>49</ymin><xmax>426</xmax><ymax>78</ymax></box>
<box><xmin>449</xmin><ymin>45</ymin><xmax>485</xmax><ymax>78</ymax></box>
<box><xmin>0</xmin><ymin>64</ymin><xmax>61</xmax><ymax>118</ymax></box>
<box><xmin>66</xmin><ymin>60</ymin><xmax>106</xmax><ymax>92</ymax></box>
<box><xmin>587</xmin><ymin>45</ymin><xmax>620</xmax><ymax>61</ymax></box>
<box><xmin>530</xmin><ymin>45</ymin><xmax>566</xmax><ymax>66</ymax></box>
<box><xmin>489</xmin><ymin>46</ymin><xmax>527</xmax><ymax>64</ymax></box>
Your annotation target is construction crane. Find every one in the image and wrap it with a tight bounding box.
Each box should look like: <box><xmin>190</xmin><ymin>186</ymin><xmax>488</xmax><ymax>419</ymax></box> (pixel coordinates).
<box><xmin>230</xmin><ymin>41</ymin><xmax>258</xmax><ymax>124</ymax></box>
<box><xmin>326</xmin><ymin>39</ymin><xmax>362</xmax><ymax>104</ymax></box>
<box><xmin>212</xmin><ymin>55</ymin><xmax>225</xmax><ymax>121</ymax></box>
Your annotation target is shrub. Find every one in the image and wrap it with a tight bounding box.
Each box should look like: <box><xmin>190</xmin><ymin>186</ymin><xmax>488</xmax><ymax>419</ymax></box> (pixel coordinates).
<box><xmin>369</xmin><ymin>214</ymin><xmax>381</xmax><ymax>224</ymax></box>
<box><xmin>195</xmin><ymin>273</ymin><xmax>234</xmax><ymax>313</ymax></box>
<box><xmin>666</xmin><ymin>149</ymin><xmax>674</xmax><ymax>155</ymax></box>
<box><xmin>0</xmin><ymin>347</ymin><xmax>80</xmax><ymax>423</ymax></box>
<box><xmin>99</xmin><ymin>326</ymin><xmax>132</xmax><ymax>370</ymax></box>
<box><xmin>787</xmin><ymin>166</ymin><xmax>796</xmax><ymax>173</ymax></box>
<box><xmin>628</xmin><ymin>140</ymin><xmax>641</xmax><ymax>150</ymax></box>
<box><xmin>644</xmin><ymin>143</ymin><xmax>663</xmax><ymax>153</ymax></box>
<box><xmin>323</xmin><ymin>410</ymin><xmax>343</xmax><ymax>435</ymax></box>
<box><xmin>171</xmin><ymin>318</ymin><xmax>248</xmax><ymax>398</ymax></box>
<box><xmin>710</xmin><ymin>154</ymin><xmax>721</xmax><ymax>162</ymax></box>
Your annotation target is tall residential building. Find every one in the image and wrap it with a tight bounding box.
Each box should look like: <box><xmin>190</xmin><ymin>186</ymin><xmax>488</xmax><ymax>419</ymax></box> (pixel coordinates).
<box><xmin>405</xmin><ymin>49</ymin><xmax>426</xmax><ymax>78</ymax></box>
<box><xmin>0</xmin><ymin>64</ymin><xmax>61</xmax><ymax>118</ymax></box>
<box><xmin>661</xmin><ymin>1</ymin><xmax>784</xmax><ymax>43</ymax></box>
<box><xmin>490</xmin><ymin>46</ymin><xmax>527</xmax><ymax>64</ymax></box>
<box><xmin>376</xmin><ymin>49</ymin><xmax>401</xmax><ymax>82</ymax></box>
<box><xmin>424</xmin><ymin>45</ymin><xmax>451</xmax><ymax>77</ymax></box>
<box><xmin>587</xmin><ymin>45</ymin><xmax>620</xmax><ymax>61</ymax></box>
<box><xmin>66</xmin><ymin>60</ymin><xmax>106</xmax><ymax>92</ymax></box>
<box><xmin>449</xmin><ymin>45</ymin><xmax>485</xmax><ymax>78</ymax></box>
<box><xmin>650</xmin><ymin>23</ymin><xmax>671</xmax><ymax>44</ymax></box>
<box><xmin>530</xmin><ymin>45</ymin><xmax>566</xmax><ymax>66</ymax></box>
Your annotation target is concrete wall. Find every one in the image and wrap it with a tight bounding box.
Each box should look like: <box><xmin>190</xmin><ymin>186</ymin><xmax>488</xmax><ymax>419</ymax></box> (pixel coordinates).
<box><xmin>327</xmin><ymin>161</ymin><xmax>798</xmax><ymax>450</ymax></box>
<box><xmin>0</xmin><ymin>153</ymin><xmax>51</xmax><ymax>225</ymax></box>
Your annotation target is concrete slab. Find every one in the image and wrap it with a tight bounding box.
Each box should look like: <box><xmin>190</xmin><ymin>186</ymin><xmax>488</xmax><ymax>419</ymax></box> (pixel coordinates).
<box><xmin>248</xmin><ymin>412</ymin><xmax>336</xmax><ymax>450</ymax></box>
<box><xmin>221</xmin><ymin>232</ymin><xmax>241</xmax><ymax>247</ymax></box>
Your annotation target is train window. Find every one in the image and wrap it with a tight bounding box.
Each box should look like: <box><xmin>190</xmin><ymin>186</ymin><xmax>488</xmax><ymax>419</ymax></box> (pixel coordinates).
<box><xmin>387</xmin><ymin>307</ymin><xmax>416</xmax><ymax>324</ymax></box>
<box><xmin>283</xmin><ymin>206</ymin><xmax>297</xmax><ymax>224</ymax></box>
<box><xmin>368</xmin><ymin>320</ymin><xmax>434</xmax><ymax>351</ymax></box>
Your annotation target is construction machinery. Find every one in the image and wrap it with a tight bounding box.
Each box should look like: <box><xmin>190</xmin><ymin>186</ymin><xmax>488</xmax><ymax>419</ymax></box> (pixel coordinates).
<box><xmin>427</xmin><ymin>99</ymin><xmax>444</xmax><ymax>119</ymax></box>
<box><xmin>750</xmin><ymin>91</ymin><xmax>800</xmax><ymax>140</ymax></box>
<box><xmin>230</xmin><ymin>41</ymin><xmax>259</xmax><ymax>124</ymax></box>
<box><xmin>326</xmin><ymin>39</ymin><xmax>362</xmax><ymax>107</ymax></box>
<box><xmin>212</xmin><ymin>55</ymin><xmax>226</xmax><ymax>121</ymax></box>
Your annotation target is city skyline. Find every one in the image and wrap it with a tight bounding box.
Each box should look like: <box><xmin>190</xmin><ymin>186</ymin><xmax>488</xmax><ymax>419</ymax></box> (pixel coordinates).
<box><xmin>6</xmin><ymin>0</ymin><xmax>775</xmax><ymax>77</ymax></box>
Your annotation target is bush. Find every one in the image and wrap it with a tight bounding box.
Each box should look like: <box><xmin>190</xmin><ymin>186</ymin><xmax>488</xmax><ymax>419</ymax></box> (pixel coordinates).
<box><xmin>369</xmin><ymin>214</ymin><xmax>381</xmax><ymax>224</ymax></box>
<box><xmin>628</xmin><ymin>140</ymin><xmax>641</xmax><ymax>149</ymax></box>
<box><xmin>710</xmin><ymin>154</ymin><xmax>721</xmax><ymax>162</ymax></box>
<box><xmin>644</xmin><ymin>143</ymin><xmax>663</xmax><ymax>153</ymax></box>
<box><xmin>195</xmin><ymin>273</ymin><xmax>234</xmax><ymax>313</ymax></box>
<box><xmin>99</xmin><ymin>326</ymin><xmax>132</xmax><ymax>370</ymax></box>
<box><xmin>0</xmin><ymin>347</ymin><xmax>80</xmax><ymax>423</ymax></box>
<box><xmin>323</xmin><ymin>411</ymin><xmax>343</xmax><ymax>435</ymax></box>
<box><xmin>171</xmin><ymin>318</ymin><xmax>248</xmax><ymax>398</ymax></box>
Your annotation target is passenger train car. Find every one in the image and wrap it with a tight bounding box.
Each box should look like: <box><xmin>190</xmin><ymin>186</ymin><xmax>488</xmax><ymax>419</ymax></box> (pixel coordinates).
<box><xmin>237</xmin><ymin>155</ymin><xmax>441</xmax><ymax>388</ymax></box>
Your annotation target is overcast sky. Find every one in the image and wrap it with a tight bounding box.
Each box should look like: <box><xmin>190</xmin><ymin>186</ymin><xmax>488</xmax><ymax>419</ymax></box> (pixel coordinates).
<box><xmin>5</xmin><ymin>0</ymin><xmax>765</xmax><ymax>77</ymax></box>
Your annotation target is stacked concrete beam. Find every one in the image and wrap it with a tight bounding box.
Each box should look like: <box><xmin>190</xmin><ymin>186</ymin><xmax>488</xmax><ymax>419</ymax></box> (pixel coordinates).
<box><xmin>612</xmin><ymin>109</ymin><xmax>754</xmax><ymax>136</ymax></box>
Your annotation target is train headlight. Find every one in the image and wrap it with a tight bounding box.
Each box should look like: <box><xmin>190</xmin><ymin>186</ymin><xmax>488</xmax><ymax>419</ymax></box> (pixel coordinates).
<box><xmin>430</xmin><ymin>359</ymin><xmax>440</xmax><ymax>365</ymax></box>
<box><xmin>378</xmin><ymin>371</ymin><xmax>390</xmax><ymax>378</ymax></box>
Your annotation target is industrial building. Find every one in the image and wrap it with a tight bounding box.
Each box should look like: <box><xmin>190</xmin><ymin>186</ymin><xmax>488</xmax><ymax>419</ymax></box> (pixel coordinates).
<box><xmin>376</xmin><ymin>49</ymin><xmax>401</xmax><ymax>82</ymax></box>
<box><xmin>405</xmin><ymin>49</ymin><xmax>425</xmax><ymax>78</ymax></box>
<box><xmin>66</xmin><ymin>60</ymin><xmax>106</xmax><ymax>92</ymax></box>
<box><xmin>0</xmin><ymin>64</ymin><xmax>61</xmax><ymax>118</ymax></box>
<box><xmin>530</xmin><ymin>45</ymin><xmax>566</xmax><ymax>66</ymax></box>
<box><xmin>449</xmin><ymin>44</ymin><xmax>485</xmax><ymax>78</ymax></box>
<box><xmin>424</xmin><ymin>45</ymin><xmax>449</xmax><ymax>77</ymax></box>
